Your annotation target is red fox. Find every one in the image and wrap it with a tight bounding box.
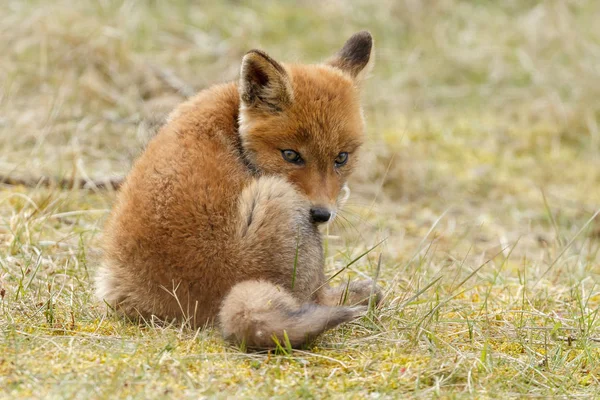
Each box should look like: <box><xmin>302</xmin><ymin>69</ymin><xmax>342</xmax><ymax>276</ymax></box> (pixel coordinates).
<box><xmin>96</xmin><ymin>31</ymin><xmax>381</xmax><ymax>349</ymax></box>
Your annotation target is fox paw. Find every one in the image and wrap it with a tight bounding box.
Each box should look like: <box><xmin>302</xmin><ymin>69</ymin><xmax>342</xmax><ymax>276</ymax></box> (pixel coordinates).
<box><xmin>343</xmin><ymin>279</ymin><xmax>383</xmax><ymax>307</ymax></box>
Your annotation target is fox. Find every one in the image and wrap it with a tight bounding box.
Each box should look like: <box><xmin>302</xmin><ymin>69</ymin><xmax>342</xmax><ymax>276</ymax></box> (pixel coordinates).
<box><xmin>95</xmin><ymin>31</ymin><xmax>382</xmax><ymax>349</ymax></box>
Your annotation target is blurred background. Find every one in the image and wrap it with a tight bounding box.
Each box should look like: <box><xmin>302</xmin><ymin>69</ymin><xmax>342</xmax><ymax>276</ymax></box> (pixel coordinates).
<box><xmin>2</xmin><ymin>0</ymin><xmax>599</xmax><ymax>258</ymax></box>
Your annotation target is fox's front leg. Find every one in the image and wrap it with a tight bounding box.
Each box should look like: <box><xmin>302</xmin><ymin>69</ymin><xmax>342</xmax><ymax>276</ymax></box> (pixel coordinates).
<box><xmin>316</xmin><ymin>279</ymin><xmax>383</xmax><ymax>307</ymax></box>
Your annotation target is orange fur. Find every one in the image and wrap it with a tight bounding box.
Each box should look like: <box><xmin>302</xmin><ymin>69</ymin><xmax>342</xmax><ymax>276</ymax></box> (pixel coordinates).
<box><xmin>96</xmin><ymin>31</ymin><xmax>381</xmax><ymax>349</ymax></box>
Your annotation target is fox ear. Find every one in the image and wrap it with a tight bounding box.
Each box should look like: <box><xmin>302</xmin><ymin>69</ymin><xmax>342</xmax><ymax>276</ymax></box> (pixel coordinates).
<box><xmin>327</xmin><ymin>31</ymin><xmax>374</xmax><ymax>82</ymax></box>
<box><xmin>239</xmin><ymin>50</ymin><xmax>293</xmax><ymax>112</ymax></box>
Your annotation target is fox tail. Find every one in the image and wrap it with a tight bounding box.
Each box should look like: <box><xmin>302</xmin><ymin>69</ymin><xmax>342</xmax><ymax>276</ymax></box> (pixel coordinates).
<box><xmin>218</xmin><ymin>280</ymin><xmax>365</xmax><ymax>349</ymax></box>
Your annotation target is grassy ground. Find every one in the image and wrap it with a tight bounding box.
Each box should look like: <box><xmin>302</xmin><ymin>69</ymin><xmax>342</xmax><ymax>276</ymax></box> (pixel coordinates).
<box><xmin>2</xmin><ymin>0</ymin><xmax>600</xmax><ymax>398</ymax></box>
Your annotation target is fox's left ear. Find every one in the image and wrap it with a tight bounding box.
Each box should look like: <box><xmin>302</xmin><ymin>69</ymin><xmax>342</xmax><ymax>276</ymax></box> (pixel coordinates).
<box><xmin>327</xmin><ymin>31</ymin><xmax>374</xmax><ymax>83</ymax></box>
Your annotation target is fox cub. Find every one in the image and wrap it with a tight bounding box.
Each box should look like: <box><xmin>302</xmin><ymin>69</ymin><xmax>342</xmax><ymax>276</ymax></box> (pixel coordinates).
<box><xmin>96</xmin><ymin>31</ymin><xmax>381</xmax><ymax>348</ymax></box>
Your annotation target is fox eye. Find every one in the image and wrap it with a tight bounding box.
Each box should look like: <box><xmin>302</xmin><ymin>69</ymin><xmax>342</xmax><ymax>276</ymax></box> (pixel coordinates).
<box><xmin>281</xmin><ymin>149</ymin><xmax>303</xmax><ymax>164</ymax></box>
<box><xmin>334</xmin><ymin>152</ymin><xmax>349</xmax><ymax>167</ymax></box>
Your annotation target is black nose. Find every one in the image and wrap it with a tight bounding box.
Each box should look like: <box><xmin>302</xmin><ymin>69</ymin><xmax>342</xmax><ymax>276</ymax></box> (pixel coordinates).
<box><xmin>310</xmin><ymin>207</ymin><xmax>332</xmax><ymax>223</ymax></box>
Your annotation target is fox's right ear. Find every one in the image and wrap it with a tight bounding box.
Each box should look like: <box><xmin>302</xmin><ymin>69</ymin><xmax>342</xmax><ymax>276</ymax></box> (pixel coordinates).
<box><xmin>239</xmin><ymin>50</ymin><xmax>293</xmax><ymax>112</ymax></box>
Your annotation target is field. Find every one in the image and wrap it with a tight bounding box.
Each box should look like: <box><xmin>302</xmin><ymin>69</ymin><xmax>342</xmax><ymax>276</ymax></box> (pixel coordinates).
<box><xmin>2</xmin><ymin>0</ymin><xmax>600</xmax><ymax>398</ymax></box>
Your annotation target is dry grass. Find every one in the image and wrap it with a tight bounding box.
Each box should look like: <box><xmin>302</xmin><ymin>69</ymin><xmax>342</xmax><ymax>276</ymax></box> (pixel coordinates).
<box><xmin>2</xmin><ymin>0</ymin><xmax>600</xmax><ymax>398</ymax></box>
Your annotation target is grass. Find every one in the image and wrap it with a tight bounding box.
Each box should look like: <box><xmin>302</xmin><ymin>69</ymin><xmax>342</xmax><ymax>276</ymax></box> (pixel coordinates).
<box><xmin>2</xmin><ymin>0</ymin><xmax>600</xmax><ymax>397</ymax></box>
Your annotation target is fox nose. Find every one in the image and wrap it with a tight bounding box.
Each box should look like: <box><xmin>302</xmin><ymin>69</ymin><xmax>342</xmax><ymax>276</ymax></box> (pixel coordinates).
<box><xmin>310</xmin><ymin>207</ymin><xmax>332</xmax><ymax>224</ymax></box>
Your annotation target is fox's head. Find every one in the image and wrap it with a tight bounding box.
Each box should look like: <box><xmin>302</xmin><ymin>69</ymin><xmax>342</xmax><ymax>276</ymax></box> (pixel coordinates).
<box><xmin>238</xmin><ymin>31</ymin><xmax>373</xmax><ymax>224</ymax></box>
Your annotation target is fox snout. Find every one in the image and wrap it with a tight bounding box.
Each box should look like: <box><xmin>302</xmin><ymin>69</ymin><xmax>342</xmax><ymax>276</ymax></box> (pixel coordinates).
<box><xmin>310</xmin><ymin>206</ymin><xmax>333</xmax><ymax>224</ymax></box>
<box><xmin>308</xmin><ymin>185</ymin><xmax>350</xmax><ymax>224</ymax></box>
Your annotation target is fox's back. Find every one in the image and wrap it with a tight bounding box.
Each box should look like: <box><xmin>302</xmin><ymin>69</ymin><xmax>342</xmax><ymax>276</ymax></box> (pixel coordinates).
<box><xmin>101</xmin><ymin>83</ymin><xmax>252</xmax><ymax>320</ymax></box>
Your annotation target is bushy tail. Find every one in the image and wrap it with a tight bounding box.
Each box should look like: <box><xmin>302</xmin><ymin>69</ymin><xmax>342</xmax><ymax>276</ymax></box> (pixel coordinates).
<box><xmin>219</xmin><ymin>280</ymin><xmax>365</xmax><ymax>349</ymax></box>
